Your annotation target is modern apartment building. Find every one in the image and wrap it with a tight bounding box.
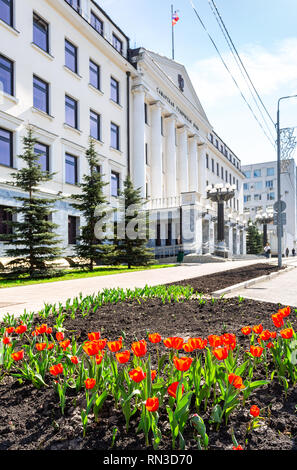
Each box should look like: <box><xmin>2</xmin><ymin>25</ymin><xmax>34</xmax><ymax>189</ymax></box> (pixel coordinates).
<box><xmin>0</xmin><ymin>0</ymin><xmax>247</xmax><ymax>260</ymax></box>
<box><xmin>242</xmin><ymin>160</ymin><xmax>297</xmax><ymax>254</ymax></box>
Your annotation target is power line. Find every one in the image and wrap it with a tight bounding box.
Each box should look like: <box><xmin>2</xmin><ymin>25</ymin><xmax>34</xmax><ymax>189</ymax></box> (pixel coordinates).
<box><xmin>208</xmin><ymin>0</ymin><xmax>276</xmax><ymax>143</ymax></box>
<box><xmin>208</xmin><ymin>0</ymin><xmax>275</xmax><ymax>128</ymax></box>
<box><xmin>189</xmin><ymin>0</ymin><xmax>276</xmax><ymax>148</ymax></box>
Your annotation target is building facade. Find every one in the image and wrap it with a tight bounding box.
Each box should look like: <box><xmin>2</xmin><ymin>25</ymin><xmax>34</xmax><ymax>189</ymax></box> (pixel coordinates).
<box><xmin>130</xmin><ymin>49</ymin><xmax>246</xmax><ymax>257</ymax></box>
<box><xmin>0</xmin><ymin>0</ymin><xmax>247</xmax><ymax>260</ymax></box>
<box><xmin>0</xmin><ymin>0</ymin><xmax>136</xmax><ymax>256</ymax></box>
<box><xmin>242</xmin><ymin>160</ymin><xmax>297</xmax><ymax>254</ymax></box>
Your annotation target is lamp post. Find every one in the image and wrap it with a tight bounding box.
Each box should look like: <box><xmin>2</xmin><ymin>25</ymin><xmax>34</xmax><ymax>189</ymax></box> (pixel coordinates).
<box><xmin>255</xmin><ymin>211</ymin><xmax>274</xmax><ymax>247</ymax></box>
<box><xmin>206</xmin><ymin>183</ymin><xmax>236</xmax><ymax>258</ymax></box>
<box><xmin>276</xmin><ymin>94</ymin><xmax>297</xmax><ymax>267</ymax></box>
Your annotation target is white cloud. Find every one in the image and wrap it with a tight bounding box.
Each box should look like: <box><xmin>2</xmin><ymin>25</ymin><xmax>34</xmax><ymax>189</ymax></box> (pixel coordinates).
<box><xmin>187</xmin><ymin>38</ymin><xmax>297</xmax><ymax>164</ymax></box>
<box><xmin>188</xmin><ymin>38</ymin><xmax>297</xmax><ymax>106</ymax></box>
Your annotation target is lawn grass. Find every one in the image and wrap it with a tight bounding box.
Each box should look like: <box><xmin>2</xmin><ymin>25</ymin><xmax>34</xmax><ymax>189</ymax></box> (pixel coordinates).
<box><xmin>0</xmin><ymin>264</ymin><xmax>177</xmax><ymax>288</ymax></box>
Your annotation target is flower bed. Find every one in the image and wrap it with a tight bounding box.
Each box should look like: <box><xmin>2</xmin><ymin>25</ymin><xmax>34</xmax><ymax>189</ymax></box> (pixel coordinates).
<box><xmin>165</xmin><ymin>263</ymin><xmax>284</xmax><ymax>294</ymax></box>
<box><xmin>0</xmin><ymin>285</ymin><xmax>296</xmax><ymax>451</ymax></box>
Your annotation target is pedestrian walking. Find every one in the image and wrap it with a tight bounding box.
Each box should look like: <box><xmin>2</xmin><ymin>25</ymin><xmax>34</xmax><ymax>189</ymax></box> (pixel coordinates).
<box><xmin>285</xmin><ymin>247</ymin><xmax>289</xmax><ymax>258</ymax></box>
<box><xmin>292</xmin><ymin>248</ymin><xmax>296</xmax><ymax>257</ymax></box>
<box><xmin>264</xmin><ymin>242</ymin><xmax>271</xmax><ymax>259</ymax></box>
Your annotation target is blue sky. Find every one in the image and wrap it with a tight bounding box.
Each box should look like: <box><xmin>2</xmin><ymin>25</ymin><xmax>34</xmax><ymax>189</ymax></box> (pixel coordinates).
<box><xmin>98</xmin><ymin>0</ymin><xmax>297</xmax><ymax>165</ymax></box>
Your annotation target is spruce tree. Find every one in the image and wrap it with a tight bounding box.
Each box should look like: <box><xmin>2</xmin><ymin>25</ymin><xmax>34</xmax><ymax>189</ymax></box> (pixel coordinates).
<box><xmin>112</xmin><ymin>176</ymin><xmax>155</xmax><ymax>269</ymax></box>
<box><xmin>70</xmin><ymin>138</ymin><xmax>113</xmax><ymax>271</ymax></box>
<box><xmin>4</xmin><ymin>126</ymin><xmax>61</xmax><ymax>277</ymax></box>
<box><xmin>246</xmin><ymin>220</ymin><xmax>263</xmax><ymax>254</ymax></box>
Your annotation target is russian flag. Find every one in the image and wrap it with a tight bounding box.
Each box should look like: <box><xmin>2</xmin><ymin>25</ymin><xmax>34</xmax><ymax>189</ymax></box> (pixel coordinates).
<box><xmin>172</xmin><ymin>11</ymin><xmax>180</xmax><ymax>26</ymax></box>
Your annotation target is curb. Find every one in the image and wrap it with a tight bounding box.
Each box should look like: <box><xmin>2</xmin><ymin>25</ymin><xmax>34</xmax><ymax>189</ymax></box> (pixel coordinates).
<box><xmin>212</xmin><ymin>264</ymin><xmax>296</xmax><ymax>298</ymax></box>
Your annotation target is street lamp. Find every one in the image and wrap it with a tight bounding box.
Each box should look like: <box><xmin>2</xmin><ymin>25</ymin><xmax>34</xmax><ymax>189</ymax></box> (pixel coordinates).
<box><xmin>206</xmin><ymin>183</ymin><xmax>236</xmax><ymax>258</ymax></box>
<box><xmin>255</xmin><ymin>211</ymin><xmax>274</xmax><ymax>247</ymax></box>
<box><xmin>276</xmin><ymin>94</ymin><xmax>297</xmax><ymax>267</ymax></box>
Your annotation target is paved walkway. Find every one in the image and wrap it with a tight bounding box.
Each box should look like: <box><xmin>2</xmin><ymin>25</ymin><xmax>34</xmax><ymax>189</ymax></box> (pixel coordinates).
<box><xmin>226</xmin><ymin>258</ymin><xmax>297</xmax><ymax>307</ymax></box>
<box><xmin>0</xmin><ymin>259</ymin><xmax>265</xmax><ymax>319</ymax></box>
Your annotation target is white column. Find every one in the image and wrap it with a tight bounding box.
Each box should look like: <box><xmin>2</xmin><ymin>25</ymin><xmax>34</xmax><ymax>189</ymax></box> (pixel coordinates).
<box><xmin>188</xmin><ymin>135</ymin><xmax>198</xmax><ymax>192</ymax></box>
<box><xmin>243</xmin><ymin>229</ymin><xmax>247</xmax><ymax>255</ymax></box>
<box><xmin>198</xmin><ymin>143</ymin><xmax>207</xmax><ymax>197</ymax></box>
<box><xmin>164</xmin><ymin>114</ymin><xmax>177</xmax><ymax>199</ymax></box>
<box><xmin>150</xmin><ymin>101</ymin><xmax>163</xmax><ymax>200</ymax></box>
<box><xmin>132</xmin><ymin>85</ymin><xmax>146</xmax><ymax>197</ymax></box>
<box><xmin>236</xmin><ymin>227</ymin><xmax>240</xmax><ymax>255</ymax></box>
<box><xmin>178</xmin><ymin>125</ymin><xmax>189</xmax><ymax>194</ymax></box>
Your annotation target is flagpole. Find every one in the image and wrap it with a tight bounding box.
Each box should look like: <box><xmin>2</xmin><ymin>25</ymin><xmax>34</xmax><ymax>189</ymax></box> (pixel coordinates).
<box><xmin>171</xmin><ymin>4</ymin><xmax>175</xmax><ymax>60</ymax></box>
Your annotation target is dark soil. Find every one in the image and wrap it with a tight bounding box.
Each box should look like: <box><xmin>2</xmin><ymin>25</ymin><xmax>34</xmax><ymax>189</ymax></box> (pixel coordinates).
<box><xmin>166</xmin><ymin>262</ymin><xmax>284</xmax><ymax>294</ymax></box>
<box><xmin>1</xmin><ymin>294</ymin><xmax>297</xmax><ymax>451</ymax></box>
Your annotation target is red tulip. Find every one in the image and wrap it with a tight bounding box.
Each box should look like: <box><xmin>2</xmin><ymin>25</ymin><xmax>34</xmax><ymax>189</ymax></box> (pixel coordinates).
<box><xmin>131</xmin><ymin>339</ymin><xmax>147</xmax><ymax>357</ymax></box>
<box><xmin>163</xmin><ymin>336</ymin><xmax>184</xmax><ymax>350</ymax></box>
<box><xmin>83</xmin><ymin>340</ymin><xmax>101</xmax><ymax>356</ymax></box>
<box><xmin>208</xmin><ymin>334</ymin><xmax>222</xmax><ymax>348</ymax></box>
<box><xmin>252</xmin><ymin>324</ymin><xmax>263</xmax><ymax>334</ymax></box>
<box><xmin>250</xmin><ymin>345</ymin><xmax>264</xmax><ymax>357</ymax></box>
<box><xmin>148</xmin><ymin>333</ymin><xmax>162</xmax><ymax>343</ymax></box>
<box><xmin>59</xmin><ymin>339</ymin><xmax>70</xmax><ymax>351</ymax></box>
<box><xmin>173</xmin><ymin>356</ymin><xmax>193</xmax><ymax>372</ymax></box>
<box><xmin>5</xmin><ymin>327</ymin><xmax>14</xmax><ymax>334</ymax></box>
<box><xmin>280</xmin><ymin>328</ymin><xmax>294</xmax><ymax>339</ymax></box>
<box><xmin>145</xmin><ymin>397</ymin><xmax>159</xmax><ymax>412</ymax></box>
<box><xmin>129</xmin><ymin>367</ymin><xmax>146</xmax><ymax>383</ymax></box>
<box><xmin>213</xmin><ymin>347</ymin><xmax>228</xmax><ymax>361</ymax></box>
<box><xmin>49</xmin><ymin>363</ymin><xmax>63</xmax><ymax>376</ymax></box>
<box><xmin>107</xmin><ymin>338</ymin><xmax>123</xmax><ymax>353</ymax></box>
<box><xmin>250</xmin><ymin>405</ymin><xmax>260</xmax><ymax>417</ymax></box>
<box><xmin>151</xmin><ymin>370</ymin><xmax>157</xmax><ymax>381</ymax></box>
<box><xmin>188</xmin><ymin>337</ymin><xmax>207</xmax><ymax>350</ymax></box>
<box><xmin>56</xmin><ymin>332</ymin><xmax>64</xmax><ymax>341</ymax></box>
<box><xmin>2</xmin><ymin>337</ymin><xmax>11</xmax><ymax>345</ymax></box>
<box><xmin>271</xmin><ymin>313</ymin><xmax>284</xmax><ymax>328</ymax></box>
<box><xmin>228</xmin><ymin>373</ymin><xmax>245</xmax><ymax>389</ymax></box>
<box><xmin>182</xmin><ymin>342</ymin><xmax>195</xmax><ymax>353</ymax></box>
<box><xmin>259</xmin><ymin>330</ymin><xmax>271</xmax><ymax>342</ymax></box>
<box><xmin>278</xmin><ymin>306</ymin><xmax>291</xmax><ymax>318</ymax></box>
<box><xmin>11</xmin><ymin>350</ymin><xmax>24</xmax><ymax>361</ymax></box>
<box><xmin>241</xmin><ymin>326</ymin><xmax>251</xmax><ymax>335</ymax></box>
<box><xmin>167</xmin><ymin>381</ymin><xmax>184</xmax><ymax>399</ymax></box>
<box><xmin>71</xmin><ymin>356</ymin><xmax>79</xmax><ymax>364</ymax></box>
<box><xmin>47</xmin><ymin>342</ymin><xmax>54</xmax><ymax>350</ymax></box>
<box><xmin>36</xmin><ymin>342</ymin><xmax>47</xmax><ymax>351</ymax></box>
<box><xmin>85</xmin><ymin>378</ymin><xmax>96</xmax><ymax>390</ymax></box>
<box><xmin>38</xmin><ymin>324</ymin><xmax>47</xmax><ymax>334</ymax></box>
<box><xmin>15</xmin><ymin>324</ymin><xmax>27</xmax><ymax>335</ymax></box>
<box><xmin>88</xmin><ymin>331</ymin><xmax>100</xmax><ymax>341</ymax></box>
<box><xmin>116</xmin><ymin>350</ymin><xmax>130</xmax><ymax>364</ymax></box>
<box><xmin>233</xmin><ymin>445</ymin><xmax>243</xmax><ymax>450</ymax></box>
<box><xmin>95</xmin><ymin>352</ymin><xmax>104</xmax><ymax>365</ymax></box>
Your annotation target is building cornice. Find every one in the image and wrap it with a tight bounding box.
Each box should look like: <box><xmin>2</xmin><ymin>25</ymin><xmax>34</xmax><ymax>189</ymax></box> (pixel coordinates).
<box><xmin>133</xmin><ymin>50</ymin><xmax>211</xmax><ymax>136</ymax></box>
<box><xmin>47</xmin><ymin>0</ymin><xmax>135</xmax><ymax>73</ymax></box>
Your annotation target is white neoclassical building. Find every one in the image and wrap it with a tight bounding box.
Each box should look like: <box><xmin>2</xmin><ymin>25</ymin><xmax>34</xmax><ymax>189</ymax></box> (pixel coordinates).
<box><xmin>0</xmin><ymin>0</ymin><xmax>247</xmax><ymax>260</ymax></box>
<box><xmin>129</xmin><ymin>49</ymin><xmax>247</xmax><ymax>258</ymax></box>
<box><xmin>0</xmin><ymin>0</ymin><xmax>135</xmax><ymax>255</ymax></box>
<box><xmin>242</xmin><ymin>159</ymin><xmax>297</xmax><ymax>255</ymax></box>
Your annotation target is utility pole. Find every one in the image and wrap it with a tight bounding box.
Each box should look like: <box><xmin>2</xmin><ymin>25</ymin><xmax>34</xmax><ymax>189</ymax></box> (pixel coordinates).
<box><xmin>171</xmin><ymin>4</ymin><xmax>175</xmax><ymax>60</ymax></box>
<box><xmin>276</xmin><ymin>99</ymin><xmax>282</xmax><ymax>268</ymax></box>
<box><xmin>276</xmin><ymin>94</ymin><xmax>297</xmax><ymax>268</ymax></box>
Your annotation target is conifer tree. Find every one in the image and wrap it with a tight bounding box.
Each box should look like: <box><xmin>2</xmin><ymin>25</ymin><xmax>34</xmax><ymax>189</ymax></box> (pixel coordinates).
<box><xmin>246</xmin><ymin>220</ymin><xmax>263</xmax><ymax>254</ymax></box>
<box><xmin>4</xmin><ymin>126</ymin><xmax>61</xmax><ymax>277</ymax></box>
<box><xmin>112</xmin><ymin>176</ymin><xmax>155</xmax><ymax>269</ymax></box>
<box><xmin>70</xmin><ymin>138</ymin><xmax>113</xmax><ymax>271</ymax></box>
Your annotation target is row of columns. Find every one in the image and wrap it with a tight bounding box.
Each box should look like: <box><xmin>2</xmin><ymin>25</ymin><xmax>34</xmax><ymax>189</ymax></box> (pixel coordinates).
<box><xmin>132</xmin><ymin>84</ymin><xmax>206</xmax><ymax>200</ymax></box>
